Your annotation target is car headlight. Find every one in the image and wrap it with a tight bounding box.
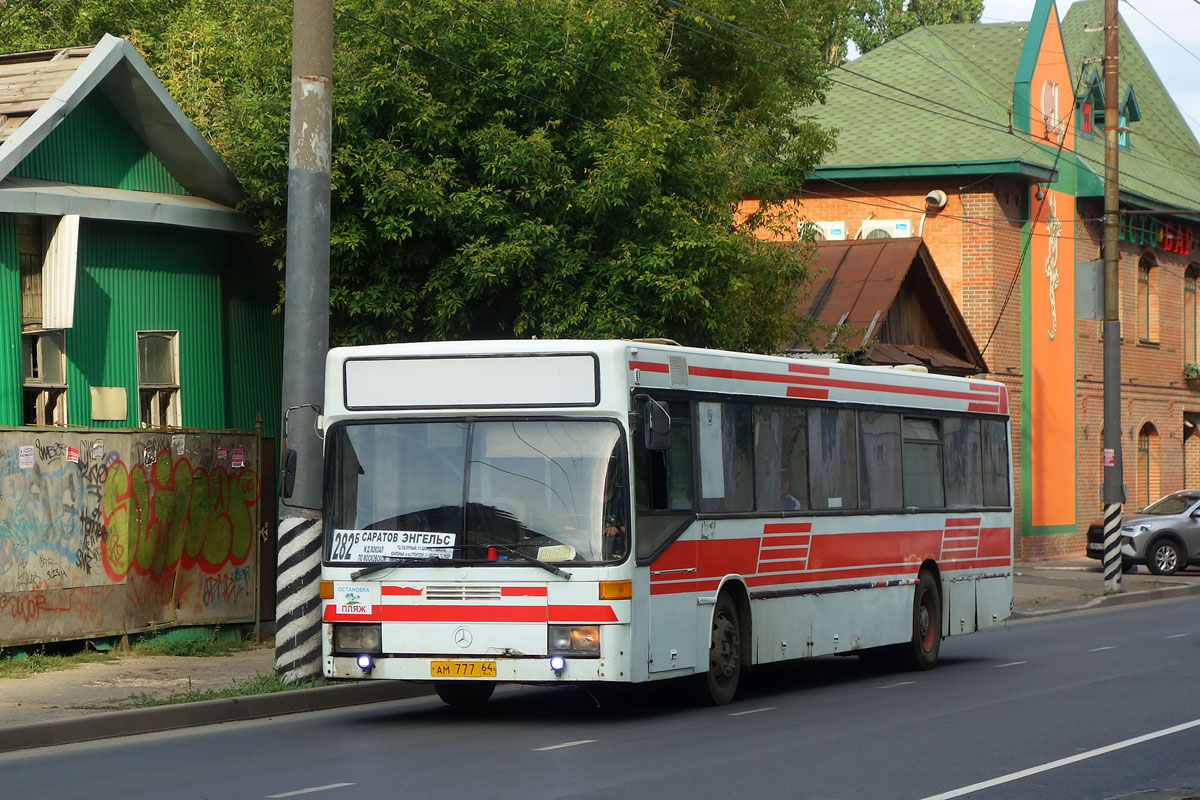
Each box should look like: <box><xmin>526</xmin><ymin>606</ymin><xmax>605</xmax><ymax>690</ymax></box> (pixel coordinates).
<box><xmin>548</xmin><ymin>625</ymin><xmax>600</xmax><ymax>657</ymax></box>
<box><xmin>333</xmin><ymin>623</ymin><xmax>382</xmax><ymax>654</ymax></box>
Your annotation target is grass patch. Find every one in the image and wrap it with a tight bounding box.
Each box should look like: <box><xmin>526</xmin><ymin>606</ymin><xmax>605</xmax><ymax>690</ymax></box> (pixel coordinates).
<box><xmin>96</xmin><ymin>672</ymin><xmax>323</xmax><ymax>709</ymax></box>
<box><xmin>130</xmin><ymin>636</ymin><xmax>257</xmax><ymax>658</ymax></box>
<box><xmin>0</xmin><ymin>648</ymin><xmax>114</xmax><ymax>679</ymax></box>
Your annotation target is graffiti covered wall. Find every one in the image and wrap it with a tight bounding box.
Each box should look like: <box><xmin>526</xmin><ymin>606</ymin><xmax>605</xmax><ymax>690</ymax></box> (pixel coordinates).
<box><xmin>0</xmin><ymin>429</ymin><xmax>260</xmax><ymax>646</ymax></box>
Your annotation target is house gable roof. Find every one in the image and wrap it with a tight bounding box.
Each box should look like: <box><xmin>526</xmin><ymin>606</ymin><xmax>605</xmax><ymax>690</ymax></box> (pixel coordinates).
<box><xmin>806</xmin><ymin>2</ymin><xmax>1200</xmax><ymax>213</ymax></box>
<box><xmin>793</xmin><ymin>239</ymin><xmax>986</xmax><ymax>375</ymax></box>
<box><xmin>0</xmin><ymin>34</ymin><xmax>242</xmax><ymax>209</ymax></box>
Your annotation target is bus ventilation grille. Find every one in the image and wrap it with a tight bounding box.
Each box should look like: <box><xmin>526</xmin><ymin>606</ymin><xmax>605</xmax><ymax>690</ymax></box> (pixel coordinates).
<box><xmin>426</xmin><ymin>585</ymin><xmax>503</xmax><ymax>602</ymax></box>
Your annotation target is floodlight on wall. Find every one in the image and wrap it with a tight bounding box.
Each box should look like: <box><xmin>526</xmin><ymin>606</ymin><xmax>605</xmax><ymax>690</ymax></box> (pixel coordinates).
<box><xmin>1035</xmin><ymin>184</ymin><xmax>1046</xmax><ymax>201</ymax></box>
<box><xmin>924</xmin><ymin>189</ymin><xmax>948</xmax><ymax>210</ymax></box>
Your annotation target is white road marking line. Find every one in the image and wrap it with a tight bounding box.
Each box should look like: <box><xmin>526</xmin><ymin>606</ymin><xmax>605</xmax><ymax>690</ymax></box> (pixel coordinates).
<box><xmin>266</xmin><ymin>783</ymin><xmax>355</xmax><ymax>798</ymax></box>
<box><xmin>918</xmin><ymin>717</ymin><xmax>1200</xmax><ymax>800</ymax></box>
<box><xmin>534</xmin><ymin>739</ymin><xmax>596</xmax><ymax>751</ymax></box>
<box><xmin>1088</xmin><ymin>646</ymin><xmax>1117</xmax><ymax>652</ymax></box>
<box><xmin>1167</xmin><ymin>633</ymin><xmax>1191</xmax><ymax>639</ymax></box>
<box><xmin>995</xmin><ymin>661</ymin><xmax>1027</xmax><ymax>668</ymax></box>
<box><xmin>878</xmin><ymin>681</ymin><xmax>915</xmax><ymax>689</ymax></box>
<box><xmin>729</xmin><ymin>706</ymin><xmax>776</xmax><ymax>717</ymax></box>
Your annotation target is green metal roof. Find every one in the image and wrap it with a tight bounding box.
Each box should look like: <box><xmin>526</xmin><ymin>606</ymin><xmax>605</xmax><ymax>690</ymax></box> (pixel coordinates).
<box><xmin>806</xmin><ymin>5</ymin><xmax>1200</xmax><ymax>213</ymax></box>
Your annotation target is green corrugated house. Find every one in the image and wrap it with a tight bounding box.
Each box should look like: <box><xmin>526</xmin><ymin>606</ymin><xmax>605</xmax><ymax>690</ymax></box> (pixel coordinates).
<box><xmin>769</xmin><ymin>0</ymin><xmax>1200</xmax><ymax>558</ymax></box>
<box><xmin>0</xmin><ymin>34</ymin><xmax>280</xmax><ymax>435</ymax></box>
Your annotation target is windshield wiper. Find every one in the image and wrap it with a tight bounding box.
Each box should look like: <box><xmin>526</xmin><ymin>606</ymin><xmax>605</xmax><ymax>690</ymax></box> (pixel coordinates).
<box><xmin>463</xmin><ymin>544</ymin><xmax>571</xmax><ymax>579</ymax></box>
<box><xmin>350</xmin><ymin>556</ymin><xmax>444</xmax><ymax>580</ymax></box>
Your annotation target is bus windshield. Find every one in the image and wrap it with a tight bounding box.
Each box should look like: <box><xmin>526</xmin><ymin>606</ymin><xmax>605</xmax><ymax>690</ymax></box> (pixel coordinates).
<box><xmin>324</xmin><ymin>419</ymin><xmax>629</xmax><ymax>566</ymax></box>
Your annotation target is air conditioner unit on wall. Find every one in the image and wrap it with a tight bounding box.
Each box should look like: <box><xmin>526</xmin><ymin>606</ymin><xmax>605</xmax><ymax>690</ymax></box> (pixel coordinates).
<box><xmin>805</xmin><ymin>220</ymin><xmax>847</xmax><ymax>241</ymax></box>
<box><xmin>860</xmin><ymin>219</ymin><xmax>912</xmax><ymax>239</ymax></box>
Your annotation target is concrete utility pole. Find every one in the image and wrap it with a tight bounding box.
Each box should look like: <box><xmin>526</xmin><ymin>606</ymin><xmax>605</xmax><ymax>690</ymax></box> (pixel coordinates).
<box><xmin>1100</xmin><ymin>0</ymin><xmax>1124</xmax><ymax>595</ymax></box>
<box><xmin>276</xmin><ymin>0</ymin><xmax>333</xmax><ymax>682</ymax></box>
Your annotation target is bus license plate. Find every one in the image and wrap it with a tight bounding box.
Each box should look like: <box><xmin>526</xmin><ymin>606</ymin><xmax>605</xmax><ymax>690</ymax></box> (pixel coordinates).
<box><xmin>431</xmin><ymin>660</ymin><xmax>497</xmax><ymax>678</ymax></box>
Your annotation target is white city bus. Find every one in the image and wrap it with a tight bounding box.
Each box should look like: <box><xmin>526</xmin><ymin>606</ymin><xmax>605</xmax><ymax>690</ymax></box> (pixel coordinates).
<box><xmin>319</xmin><ymin>339</ymin><xmax>1013</xmax><ymax>705</ymax></box>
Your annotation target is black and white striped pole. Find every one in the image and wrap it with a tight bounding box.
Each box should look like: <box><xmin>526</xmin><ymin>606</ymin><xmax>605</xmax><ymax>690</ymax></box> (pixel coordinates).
<box><xmin>276</xmin><ymin>0</ymin><xmax>332</xmax><ymax>682</ymax></box>
<box><xmin>1100</xmin><ymin>0</ymin><xmax>1123</xmax><ymax>596</ymax></box>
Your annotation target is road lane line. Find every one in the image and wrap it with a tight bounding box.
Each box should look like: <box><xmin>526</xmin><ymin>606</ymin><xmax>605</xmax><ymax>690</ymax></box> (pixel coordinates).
<box><xmin>266</xmin><ymin>783</ymin><xmax>355</xmax><ymax>798</ymax></box>
<box><xmin>1087</xmin><ymin>646</ymin><xmax>1117</xmax><ymax>652</ymax></box>
<box><xmin>534</xmin><ymin>740</ymin><xmax>596</xmax><ymax>751</ymax></box>
<box><xmin>918</xmin><ymin>717</ymin><xmax>1200</xmax><ymax>800</ymax></box>
<box><xmin>729</xmin><ymin>706</ymin><xmax>776</xmax><ymax>717</ymax></box>
<box><xmin>1167</xmin><ymin>633</ymin><xmax>1191</xmax><ymax>638</ymax></box>
<box><xmin>878</xmin><ymin>681</ymin><xmax>915</xmax><ymax>689</ymax></box>
<box><xmin>994</xmin><ymin>661</ymin><xmax>1027</xmax><ymax>668</ymax></box>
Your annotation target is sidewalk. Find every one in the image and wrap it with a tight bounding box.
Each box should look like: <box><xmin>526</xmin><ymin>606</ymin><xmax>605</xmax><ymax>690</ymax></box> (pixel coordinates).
<box><xmin>3</xmin><ymin>559</ymin><xmax>1199</xmax><ymax>753</ymax></box>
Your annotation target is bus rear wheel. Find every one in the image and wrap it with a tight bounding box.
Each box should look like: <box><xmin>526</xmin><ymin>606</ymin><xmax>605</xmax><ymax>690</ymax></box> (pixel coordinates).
<box><xmin>435</xmin><ymin>680</ymin><xmax>495</xmax><ymax>707</ymax></box>
<box><xmin>902</xmin><ymin>570</ymin><xmax>941</xmax><ymax>670</ymax></box>
<box><xmin>695</xmin><ymin>592</ymin><xmax>742</xmax><ymax>706</ymax></box>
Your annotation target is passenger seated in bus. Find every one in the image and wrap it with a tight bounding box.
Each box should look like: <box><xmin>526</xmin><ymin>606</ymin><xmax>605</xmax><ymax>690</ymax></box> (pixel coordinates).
<box><xmin>780</xmin><ymin>474</ymin><xmax>802</xmax><ymax>510</ymax></box>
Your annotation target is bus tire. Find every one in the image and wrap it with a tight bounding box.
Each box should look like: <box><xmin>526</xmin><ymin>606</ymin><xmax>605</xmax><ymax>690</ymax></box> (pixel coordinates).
<box><xmin>696</xmin><ymin>592</ymin><xmax>742</xmax><ymax>706</ymax></box>
<box><xmin>435</xmin><ymin>680</ymin><xmax>495</xmax><ymax>707</ymax></box>
<box><xmin>901</xmin><ymin>570</ymin><xmax>941</xmax><ymax>671</ymax></box>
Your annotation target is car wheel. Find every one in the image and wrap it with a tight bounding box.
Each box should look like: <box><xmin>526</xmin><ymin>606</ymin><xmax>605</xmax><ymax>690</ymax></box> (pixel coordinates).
<box><xmin>1147</xmin><ymin>539</ymin><xmax>1183</xmax><ymax>576</ymax></box>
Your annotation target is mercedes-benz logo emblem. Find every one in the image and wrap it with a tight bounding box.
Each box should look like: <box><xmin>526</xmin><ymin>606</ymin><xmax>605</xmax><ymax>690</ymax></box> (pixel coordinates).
<box><xmin>453</xmin><ymin>627</ymin><xmax>473</xmax><ymax>648</ymax></box>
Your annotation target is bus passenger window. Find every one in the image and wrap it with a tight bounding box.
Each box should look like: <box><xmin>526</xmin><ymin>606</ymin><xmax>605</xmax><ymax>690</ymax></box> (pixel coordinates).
<box><xmin>698</xmin><ymin>401</ymin><xmax>754</xmax><ymax>513</ymax></box>
<box><xmin>858</xmin><ymin>411</ymin><xmax>902</xmax><ymax>510</ymax></box>
<box><xmin>754</xmin><ymin>404</ymin><xmax>808</xmax><ymax>511</ymax></box>
<box><xmin>982</xmin><ymin>420</ymin><xmax>1011</xmax><ymax>506</ymax></box>
<box><xmin>808</xmin><ymin>407</ymin><xmax>858</xmax><ymax>511</ymax></box>
<box><xmin>944</xmin><ymin>417</ymin><xmax>983</xmax><ymax>508</ymax></box>
<box><xmin>903</xmin><ymin>417</ymin><xmax>944</xmax><ymax>508</ymax></box>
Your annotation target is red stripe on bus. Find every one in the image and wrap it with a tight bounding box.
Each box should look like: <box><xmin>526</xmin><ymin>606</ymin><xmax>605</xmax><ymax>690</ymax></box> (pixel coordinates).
<box><xmin>380</xmin><ymin>606</ymin><xmax>547</xmax><ymax>623</ymax></box>
<box><xmin>757</xmin><ymin>560</ymin><xmax>810</xmax><ymax>573</ymax></box>
<box><xmin>967</xmin><ymin>402</ymin><xmax>999</xmax><ymax>413</ymax></box>
<box><xmin>977</xmin><ymin>526</ymin><xmax>1013</xmax><ymax>558</ymax></box>
<box><xmin>547</xmin><ymin>605</ymin><xmax>620</xmax><ymax>623</ymax></box>
<box><xmin>763</xmin><ymin>522</ymin><xmax>812</xmax><ymax>534</ymax></box>
<box><xmin>945</xmin><ymin>517</ymin><xmax>982</xmax><ymax>527</ymax></box>
<box><xmin>808</xmin><ymin>529</ymin><xmax>944</xmax><ymax>569</ymax></box>
<box><xmin>502</xmin><ymin>586</ymin><xmax>548</xmax><ymax>597</ymax></box>
<box><xmin>381</xmin><ymin>586</ymin><xmax>423</xmax><ymax>596</ymax></box>
<box><xmin>760</xmin><ymin>537</ymin><xmax>811</xmax><ymax>549</ymax></box>
<box><xmin>786</xmin><ymin>386</ymin><xmax>831</xmax><ymax>400</ymax></box>
<box><xmin>787</xmin><ymin>362</ymin><xmax>832</xmax><ymax>375</ymax></box>
<box><xmin>649</xmin><ymin>579</ymin><xmax>721</xmax><ymax>595</ymax></box>
<box><xmin>629</xmin><ymin>360</ymin><xmax>670</xmax><ymax>373</ymax></box>
<box><xmin>758</xmin><ymin>547</ymin><xmax>810</xmax><ymax>560</ymax></box>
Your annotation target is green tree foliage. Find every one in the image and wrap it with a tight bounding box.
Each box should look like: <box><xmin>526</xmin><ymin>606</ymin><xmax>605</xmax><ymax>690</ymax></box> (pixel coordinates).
<box><xmin>1</xmin><ymin>0</ymin><xmax>837</xmax><ymax>352</ymax></box>
<box><xmin>841</xmin><ymin>0</ymin><xmax>984</xmax><ymax>59</ymax></box>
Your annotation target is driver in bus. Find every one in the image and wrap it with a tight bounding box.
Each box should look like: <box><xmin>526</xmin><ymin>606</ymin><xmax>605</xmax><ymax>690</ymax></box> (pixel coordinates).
<box><xmin>601</xmin><ymin>457</ymin><xmax>628</xmax><ymax>560</ymax></box>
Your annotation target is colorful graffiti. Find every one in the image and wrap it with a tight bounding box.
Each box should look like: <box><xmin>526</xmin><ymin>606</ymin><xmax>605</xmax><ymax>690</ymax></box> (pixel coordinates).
<box><xmin>101</xmin><ymin>451</ymin><xmax>260</xmax><ymax>581</ymax></box>
<box><xmin>0</xmin><ymin>432</ymin><xmax>260</xmax><ymax>646</ymax></box>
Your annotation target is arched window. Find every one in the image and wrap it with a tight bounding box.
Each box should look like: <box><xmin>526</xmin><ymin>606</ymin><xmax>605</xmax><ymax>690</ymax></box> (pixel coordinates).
<box><xmin>1137</xmin><ymin>253</ymin><xmax>1159</xmax><ymax>343</ymax></box>
<box><xmin>1186</xmin><ymin>266</ymin><xmax>1200</xmax><ymax>366</ymax></box>
<box><xmin>1136</xmin><ymin>423</ymin><xmax>1159</xmax><ymax>510</ymax></box>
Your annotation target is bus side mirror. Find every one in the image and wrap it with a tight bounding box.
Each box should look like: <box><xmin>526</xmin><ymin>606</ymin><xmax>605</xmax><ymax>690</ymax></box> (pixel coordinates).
<box><xmin>639</xmin><ymin>396</ymin><xmax>670</xmax><ymax>451</ymax></box>
<box><xmin>282</xmin><ymin>448</ymin><xmax>298</xmax><ymax>499</ymax></box>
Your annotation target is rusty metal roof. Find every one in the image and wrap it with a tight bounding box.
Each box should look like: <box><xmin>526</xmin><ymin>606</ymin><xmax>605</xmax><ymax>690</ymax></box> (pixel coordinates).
<box><xmin>0</xmin><ymin>46</ymin><xmax>94</xmax><ymax>146</ymax></box>
<box><xmin>794</xmin><ymin>238</ymin><xmax>987</xmax><ymax>375</ymax></box>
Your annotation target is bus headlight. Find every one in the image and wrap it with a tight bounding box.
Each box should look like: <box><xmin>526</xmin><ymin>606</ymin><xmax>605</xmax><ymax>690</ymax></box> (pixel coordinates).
<box><xmin>548</xmin><ymin>625</ymin><xmax>600</xmax><ymax>657</ymax></box>
<box><xmin>334</xmin><ymin>623</ymin><xmax>382</xmax><ymax>654</ymax></box>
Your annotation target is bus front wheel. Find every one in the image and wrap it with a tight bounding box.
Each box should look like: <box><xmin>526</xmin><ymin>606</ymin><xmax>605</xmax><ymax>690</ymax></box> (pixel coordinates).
<box><xmin>696</xmin><ymin>592</ymin><xmax>742</xmax><ymax>706</ymax></box>
<box><xmin>435</xmin><ymin>680</ymin><xmax>495</xmax><ymax>707</ymax></box>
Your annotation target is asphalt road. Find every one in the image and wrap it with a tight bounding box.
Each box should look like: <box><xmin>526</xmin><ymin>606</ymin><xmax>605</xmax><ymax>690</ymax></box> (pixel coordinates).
<box><xmin>5</xmin><ymin>598</ymin><xmax>1200</xmax><ymax>800</ymax></box>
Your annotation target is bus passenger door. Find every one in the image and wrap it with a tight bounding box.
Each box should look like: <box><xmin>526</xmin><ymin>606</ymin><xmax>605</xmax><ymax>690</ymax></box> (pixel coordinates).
<box><xmin>647</xmin><ymin>534</ymin><xmax>699</xmax><ymax>673</ymax></box>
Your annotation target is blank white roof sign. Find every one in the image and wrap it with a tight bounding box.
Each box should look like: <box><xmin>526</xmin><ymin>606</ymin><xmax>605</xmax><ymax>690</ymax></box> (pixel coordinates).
<box><xmin>343</xmin><ymin>353</ymin><xmax>600</xmax><ymax>410</ymax></box>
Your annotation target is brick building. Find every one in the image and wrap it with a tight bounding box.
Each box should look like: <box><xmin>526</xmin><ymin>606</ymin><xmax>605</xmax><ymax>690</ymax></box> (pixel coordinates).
<box><xmin>748</xmin><ymin>0</ymin><xmax>1200</xmax><ymax>558</ymax></box>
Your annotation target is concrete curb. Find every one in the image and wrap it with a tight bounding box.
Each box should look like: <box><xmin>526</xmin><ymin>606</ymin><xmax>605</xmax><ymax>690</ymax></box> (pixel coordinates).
<box><xmin>1009</xmin><ymin>581</ymin><xmax>1200</xmax><ymax>620</ymax></box>
<box><xmin>0</xmin><ymin>680</ymin><xmax>434</xmax><ymax>754</ymax></box>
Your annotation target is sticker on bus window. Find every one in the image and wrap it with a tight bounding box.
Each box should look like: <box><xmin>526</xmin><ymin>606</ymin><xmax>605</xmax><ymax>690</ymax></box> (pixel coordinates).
<box><xmin>330</xmin><ymin>529</ymin><xmax>456</xmax><ymax>562</ymax></box>
<box><xmin>333</xmin><ymin>582</ymin><xmax>379</xmax><ymax>615</ymax></box>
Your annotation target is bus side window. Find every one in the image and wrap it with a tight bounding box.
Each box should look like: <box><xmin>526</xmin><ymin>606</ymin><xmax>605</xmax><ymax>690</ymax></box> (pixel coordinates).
<box><xmin>634</xmin><ymin>402</ymin><xmax>693</xmax><ymax>513</ymax></box>
<box><xmin>903</xmin><ymin>417</ymin><xmax>944</xmax><ymax>508</ymax></box>
<box><xmin>944</xmin><ymin>417</ymin><xmax>983</xmax><ymax>508</ymax></box>
<box><xmin>754</xmin><ymin>404</ymin><xmax>808</xmax><ymax>511</ymax></box>
<box><xmin>808</xmin><ymin>407</ymin><xmax>858</xmax><ymax>511</ymax></box>
<box><xmin>981</xmin><ymin>419</ymin><xmax>1011</xmax><ymax>507</ymax></box>
<box><xmin>698</xmin><ymin>401</ymin><xmax>754</xmax><ymax>513</ymax></box>
<box><xmin>858</xmin><ymin>410</ymin><xmax>902</xmax><ymax>510</ymax></box>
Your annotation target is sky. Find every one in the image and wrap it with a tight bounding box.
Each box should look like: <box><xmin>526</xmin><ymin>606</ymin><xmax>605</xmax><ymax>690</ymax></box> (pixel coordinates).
<box><xmin>981</xmin><ymin>0</ymin><xmax>1200</xmax><ymax>141</ymax></box>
